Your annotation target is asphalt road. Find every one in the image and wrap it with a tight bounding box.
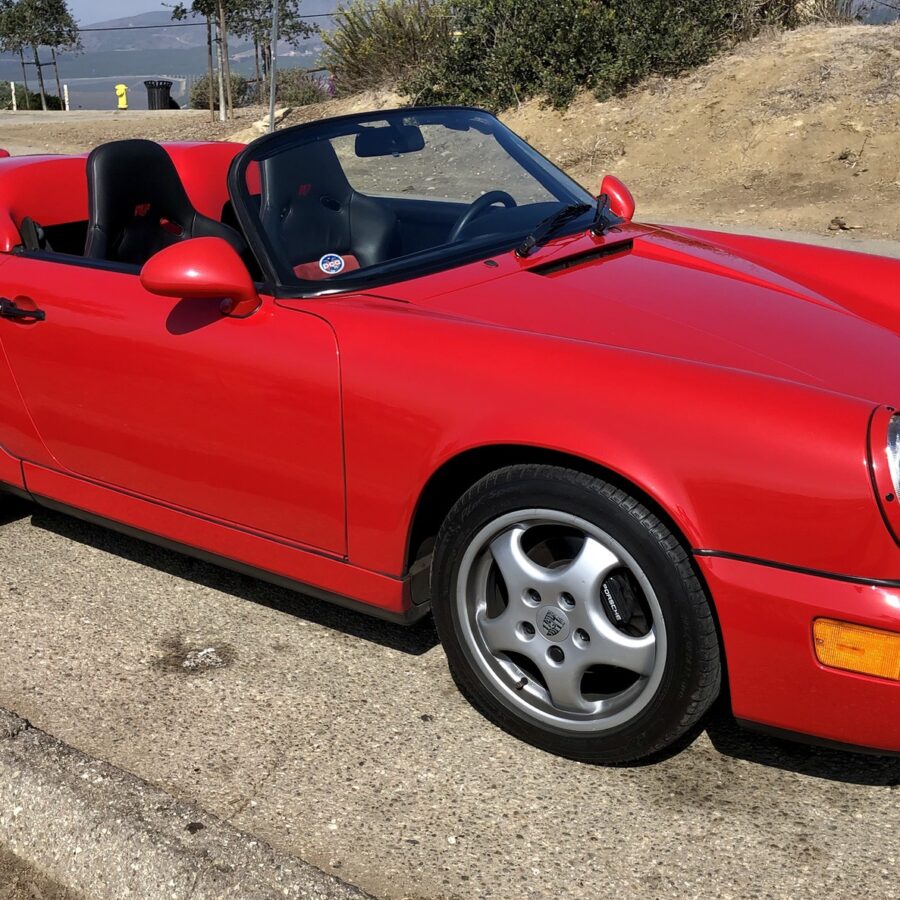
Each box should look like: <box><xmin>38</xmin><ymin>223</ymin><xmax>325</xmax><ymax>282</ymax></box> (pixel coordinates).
<box><xmin>0</xmin><ymin>496</ymin><xmax>898</xmax><ymax>899</ymax></box>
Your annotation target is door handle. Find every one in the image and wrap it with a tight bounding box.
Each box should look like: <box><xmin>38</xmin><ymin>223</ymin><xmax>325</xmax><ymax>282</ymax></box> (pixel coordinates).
<box><xmin>0</xmin><ymin>297</ymin><xmax>45</xmax><ymax>322</ymax></box>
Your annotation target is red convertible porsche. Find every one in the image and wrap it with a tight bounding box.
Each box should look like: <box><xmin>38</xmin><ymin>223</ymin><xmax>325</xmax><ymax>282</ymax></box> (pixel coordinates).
<box><xmin>0</xmin><ymin>106</ymin><xmax>898</xmax><ymax>763</ymax></box>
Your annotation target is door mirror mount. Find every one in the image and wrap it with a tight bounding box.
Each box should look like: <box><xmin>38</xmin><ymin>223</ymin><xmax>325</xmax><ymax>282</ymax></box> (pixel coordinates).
<box><xmin>140</xmin><ymin>237</ymin><xmax>261</xmax><ymax>318</ymax></box>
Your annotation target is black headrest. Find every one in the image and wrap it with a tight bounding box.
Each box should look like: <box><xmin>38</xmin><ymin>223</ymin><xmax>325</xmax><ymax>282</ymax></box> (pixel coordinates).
<box><xmin>84</xmin><ymin>139</ymin><xmax>246</xmax><ymax>265</ymax></box>
<box><xmin>261</xmin><ymin>140</ymin><xmax>353</xmax><ymax>210</ymax></box>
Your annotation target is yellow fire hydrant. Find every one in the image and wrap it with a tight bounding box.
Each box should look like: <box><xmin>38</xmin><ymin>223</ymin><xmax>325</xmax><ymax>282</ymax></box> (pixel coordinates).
<box><xmin>115</xmin><ymin>83</ymin><xmax>128</xmax><ymax>111</ymax></box>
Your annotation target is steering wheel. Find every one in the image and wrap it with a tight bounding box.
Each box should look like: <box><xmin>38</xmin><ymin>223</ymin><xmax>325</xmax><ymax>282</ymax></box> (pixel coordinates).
<box><xmin>448</xmin><ymin>191</ymin><xmax>517</xmax><ymax>242</ymax></box>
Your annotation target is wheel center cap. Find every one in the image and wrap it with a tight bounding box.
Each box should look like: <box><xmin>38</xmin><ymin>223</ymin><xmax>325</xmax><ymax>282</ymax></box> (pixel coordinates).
<box><xmin>537</xmin><ymin>606</ymin><xmax>570</xmax><ymax>642</ymax></box>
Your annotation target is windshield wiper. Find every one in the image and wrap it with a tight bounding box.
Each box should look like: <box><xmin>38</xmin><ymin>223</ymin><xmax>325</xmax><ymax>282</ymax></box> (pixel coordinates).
<box><xmin>515</xmin><ymin>203</ymin><xmax>591</xmax><ymax>257</ymax></box>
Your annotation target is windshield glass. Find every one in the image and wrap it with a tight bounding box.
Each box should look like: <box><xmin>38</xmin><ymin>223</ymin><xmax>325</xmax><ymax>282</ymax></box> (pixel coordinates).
<box><xmin>231</xmin><ymin>107</ymin><xmax>594</xmax><ymax>291</ymax></box>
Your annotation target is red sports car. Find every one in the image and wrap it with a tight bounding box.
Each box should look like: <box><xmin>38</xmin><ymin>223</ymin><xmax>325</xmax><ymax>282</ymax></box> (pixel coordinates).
<box><xmin>0</xmin><ymin>106</ymin><xmax>898</xmax><ymax>763</ymax></box>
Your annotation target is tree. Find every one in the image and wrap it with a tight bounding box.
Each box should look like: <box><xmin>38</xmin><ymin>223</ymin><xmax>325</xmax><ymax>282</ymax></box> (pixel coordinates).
<box><xmin>230</xmin><ymin>1</ymin><xmax>315</xmax><ymax>102</ymax></box>
<box><xmin>0</xmin><ymin>0</ymin><xmax>79</xmax><ymax>111</ymax></box>
<box><xmin>172</xmin><ymin>0</ymin><xmax>315</xmax><ymax>112</ymax></box>
<box><xmin>172</xmin><ymin>0</ymin><xmax>237</xmax><ymax>118</ymax></box>
<box><xmin>0</xmin><ymin>0</ymin><xmax>32</xmax><ymax>108</ymax></box>
<box><xmin>169</xmin><ymin>1</ymin><xmax>219</xmax><ymax>120</ymax></box>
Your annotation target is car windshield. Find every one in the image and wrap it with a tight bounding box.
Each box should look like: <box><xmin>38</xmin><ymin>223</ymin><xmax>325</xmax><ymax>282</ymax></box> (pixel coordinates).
<box><xmin>230</xmin><ymin>106</ymin><xmax>595</xmax><ymax>292</ymax></box>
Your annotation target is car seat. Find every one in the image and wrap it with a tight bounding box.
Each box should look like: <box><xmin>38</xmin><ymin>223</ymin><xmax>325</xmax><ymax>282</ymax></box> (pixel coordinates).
<box><xmin>258</xmin><ymin>139</ymin><xmax>398</xmax><ymax>280</ymax></box>
<box><xmin>84</xmin><ymin>139</ymin><xmax>247</xmax><ymax>266</ymax></box>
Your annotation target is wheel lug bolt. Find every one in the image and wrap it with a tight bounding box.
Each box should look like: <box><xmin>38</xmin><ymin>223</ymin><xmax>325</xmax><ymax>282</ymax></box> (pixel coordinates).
<box><xmin>521</xmin><ymin>622</ymin><xmax>535</xmax><ymax>637</ymax></box>
<box><xmin>574</xmin><ymin>628</ymin><xmax>590</xmax><ymax>644</ymax></box>
<box><xmin>560</xmin><ymin>592</ymin><xmax>575</xmax><ymax>609</ymax></box>
<box><xmin>548</xmin><ymin>646</ymin><xmax>565</xmax><ymax>664</ymax></box>
<box><xmin>526</xmin><ymin>589</ymin><xmax>541</xmax><ymax>605</ymax></box>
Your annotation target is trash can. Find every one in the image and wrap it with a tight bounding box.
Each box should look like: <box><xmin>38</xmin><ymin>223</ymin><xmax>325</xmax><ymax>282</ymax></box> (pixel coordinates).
<box><xmin>144</xmin><ymin>80</ymin><xmax>173</xmax><ymax>111</ymax></box>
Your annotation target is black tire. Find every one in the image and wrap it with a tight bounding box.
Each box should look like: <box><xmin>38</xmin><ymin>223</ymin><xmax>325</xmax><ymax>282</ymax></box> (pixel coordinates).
<box><xmin>431</xmin><ymin>464</ymin><xmax>721</xmax><ymax>763</ymax></box>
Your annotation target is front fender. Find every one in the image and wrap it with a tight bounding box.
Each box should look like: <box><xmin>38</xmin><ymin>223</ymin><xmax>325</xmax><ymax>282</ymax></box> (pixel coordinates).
<box><xmin>322</xmin><ymin>297</ymin><xmax>890</xmax><ymax>581</ymax></box>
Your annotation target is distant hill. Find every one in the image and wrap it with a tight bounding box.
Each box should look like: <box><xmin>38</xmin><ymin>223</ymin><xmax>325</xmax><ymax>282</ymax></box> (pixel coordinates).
<box><xmin>79</xmin><ymin>10</ymin><xmax>210</xmax><ymax>52</ymax></box>
<box><xmin>0</xmin><ymin>2</ymin><xmax>338</xmax><ymax>84</ymax></box>
<box><xmin>79</xmin><ymin>2</ymin><xmax>339</xmax><ymax>52</ymax></box>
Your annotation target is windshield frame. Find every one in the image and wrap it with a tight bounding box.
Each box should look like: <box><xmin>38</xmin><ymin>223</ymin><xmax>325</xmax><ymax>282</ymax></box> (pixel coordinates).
<box><xmin>227</xmin><ymin>105</ymin><xmax>596</xmax><ymax>298</ymax></box>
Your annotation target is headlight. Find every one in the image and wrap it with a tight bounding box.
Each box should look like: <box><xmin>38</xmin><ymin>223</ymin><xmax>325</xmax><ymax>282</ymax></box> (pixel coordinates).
<box><xmin>888</xmin><ymin>414</ymin><xmax>900</xmax><ymax>497</ymax></box>
<box><xmin>871</xmin><ymin>406</ymin><xmax>900</xmax><ymax>544</ymax></box>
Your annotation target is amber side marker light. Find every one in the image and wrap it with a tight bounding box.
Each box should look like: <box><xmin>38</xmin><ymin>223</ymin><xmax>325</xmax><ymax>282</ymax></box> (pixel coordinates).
<box><xmin>814</xmin><ymin>619</ymin><xmax>900</xmax><ymax>681</ymax></box>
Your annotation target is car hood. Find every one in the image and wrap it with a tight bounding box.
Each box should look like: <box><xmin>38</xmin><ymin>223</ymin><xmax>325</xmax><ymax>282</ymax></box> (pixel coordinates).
<box><xmin>400</xmin><ymin>225</ymin><xmax>900</xmax><ymax>404</ymax></box>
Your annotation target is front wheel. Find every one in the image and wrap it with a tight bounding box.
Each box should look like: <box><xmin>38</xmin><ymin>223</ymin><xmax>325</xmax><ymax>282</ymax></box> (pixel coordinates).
<box><xmin>431</xmin><ymin>465</ymin><xmax>721</xmax><ymax>763</ymax></box>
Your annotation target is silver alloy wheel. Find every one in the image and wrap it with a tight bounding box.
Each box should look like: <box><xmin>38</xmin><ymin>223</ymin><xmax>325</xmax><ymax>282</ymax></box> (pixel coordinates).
<box><xmin>455</xmin><ymin>509</ymin><xmax>667</xmax><ymax>733</ymax></box>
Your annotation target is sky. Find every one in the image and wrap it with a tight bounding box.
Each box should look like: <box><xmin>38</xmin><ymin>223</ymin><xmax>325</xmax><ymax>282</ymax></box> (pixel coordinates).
<box><xmin>68</xmin><ymin>0</ymin><xmax>160</xmax><ymax>23</ymax></box>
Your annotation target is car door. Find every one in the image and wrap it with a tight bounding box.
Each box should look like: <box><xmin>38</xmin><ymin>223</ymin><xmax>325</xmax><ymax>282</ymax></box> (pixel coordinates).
<box><xmin>0</xmin><ymin>253</ymin><xmax>346</xmax><ymax>555</ymax></box>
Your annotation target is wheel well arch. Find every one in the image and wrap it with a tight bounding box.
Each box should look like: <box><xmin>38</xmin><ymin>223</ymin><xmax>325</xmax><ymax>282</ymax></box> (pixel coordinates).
<box><xmin>405</xmin><ymin>444</ymin><xmax>730</xmax><ymax>709</ymax></box>
<box><xmin>405</xmin><ymin>444</ymin><xmax>697</xmax><ymax>575</ymax></box>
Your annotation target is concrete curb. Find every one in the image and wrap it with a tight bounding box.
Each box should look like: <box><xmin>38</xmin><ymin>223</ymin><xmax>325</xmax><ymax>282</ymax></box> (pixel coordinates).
<box><xmin>0</xmin><ymin>710</ymin><xmax>371</xmax><ymax>899</ymax></box>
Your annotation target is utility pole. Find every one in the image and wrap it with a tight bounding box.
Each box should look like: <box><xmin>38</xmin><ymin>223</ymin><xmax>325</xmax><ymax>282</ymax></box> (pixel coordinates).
<box><xmin>18</xmin><ymin>51</ymin><xmax>30</xmax><ymax>109</ymax></box>
<box><xmin>51</xmin><ymin>48</ymin><xmax>63</xmax><ymax>110</ymax></box>
<box><xmin>206</xmin><ymin>16</ymin><xmax>215</xmax><ymax>122</ymax></box>
<box><xmin>216</xmin><ymin>0</ymin><xmax>233</xmax><ymax>119</ymax></box>
<box><xmin>254</xmin><ymin>39</ymin><xmax>262</xmax><ymax>104</ymax></box>
<box><xmin>31</xmin><ymin>46</ymin><xmax>47</xmax><ymax>111</ymax></box>
<box><xmin>268</xmin><ymin>0</ymin><xmax>279</xmax><ymax>133</ymax></box>
<box><xmin>215</xmin><ymin>24</ymin><xmax>226</xmax><ymax>123</ymax></box>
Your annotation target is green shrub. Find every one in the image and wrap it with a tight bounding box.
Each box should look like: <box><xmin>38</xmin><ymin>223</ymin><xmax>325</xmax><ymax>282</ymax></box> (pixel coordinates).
<box><xmin>407</xmin><ymin>0</ymin><xmax>812</xmax><ymax>111</ymax></box>
<box><xmin>190</xmin><ymin>73</ymin><xmax>254</xmax><ymax>110</ymax></box>
<box><xmin>590</xmin><ymin>0</ymin><xmax>737</xmax><ymax>101</ymax></box>
<box><xmin>406</xmin><ymin>0</ymin><xmax>605</xmax><ymax>110</ymax></box>
<box><xmin>276</xmin><ymin>68</ymin><xmax>328</xmax><ymax>105</ymax></box>
<box><xmin>409</xmin><ymin>0</ymin><xmax>745</xmax><ymax>110</ymax></box>
<box><xmin>322</xmin><ymin>0</ymin><xmax>451</xmax><ymax>95</ymax></box>
<box><xmin>324</xmin><ymin>0</ymin><xmax>832</xmax><ymax>112</ymax></box>
<box><xmin>0</xmin><ymin>82</ymin><xmax>62</xmax><ymax>110</ymax></box>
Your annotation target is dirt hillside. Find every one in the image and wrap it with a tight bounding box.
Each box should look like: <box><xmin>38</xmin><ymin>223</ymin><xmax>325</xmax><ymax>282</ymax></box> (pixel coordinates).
<box><xmin>278</xmin><ymin>24</ymin><xmax>900</xmax><ymax>242</ymax></box>
<box><xmin>503</xmin><ymin>23</ymin><xmax>900</xmax><ymax>240</ymax></box>
<box><xmin>1</xmin><ymin>24</ymin><xmax>898</xmax><ymax>243</ymax></box>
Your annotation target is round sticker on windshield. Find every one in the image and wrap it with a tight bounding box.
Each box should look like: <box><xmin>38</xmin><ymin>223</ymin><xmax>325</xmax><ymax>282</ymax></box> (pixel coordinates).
<box><xmin>319</xmin><ymin>253</ymin><xmax>345</xmax><ymax>275</ymax></box>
